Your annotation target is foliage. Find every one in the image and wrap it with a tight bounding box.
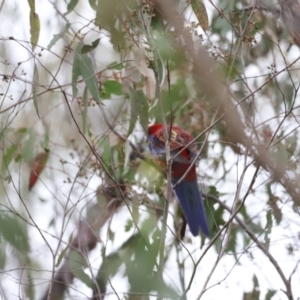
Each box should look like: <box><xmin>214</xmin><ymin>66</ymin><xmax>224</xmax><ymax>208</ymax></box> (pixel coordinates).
<box><xmin>0</xmin><ymin>0</ymin><xmax>300</xmax><ymax>299</ymax></box>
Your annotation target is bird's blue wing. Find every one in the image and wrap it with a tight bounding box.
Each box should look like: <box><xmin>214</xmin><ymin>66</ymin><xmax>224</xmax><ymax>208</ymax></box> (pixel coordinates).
<box><xmin>173</xmin><ymin>178</ymin><xmax>209</xmax><ymax>237</ymax></box>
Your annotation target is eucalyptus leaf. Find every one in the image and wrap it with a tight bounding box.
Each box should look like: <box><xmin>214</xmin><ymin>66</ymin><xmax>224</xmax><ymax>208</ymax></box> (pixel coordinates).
<box><xmin>1</xmin><ymin>144</ymin><xmax>17</xmax><ymax>174</ymax></box>
<box><xmin>191</xmin><ymin>0</ymin><xmax>209</xmax><ymax>32</ymax></box>
<box><xmin>73</xmin><ymin>43</ymin><xmax>101</xmax><ymax>103</ymax></box>
<box><xmin>0</xmin><ymin>214</ymin><xmax>29</xmax><ymax>253</ymax></box>
<box><xmin>27</xmin><ymin>0</ymin><xmax>40</xmax><ymax>50</ymax></box>
<box><xmin>32</xmin><ymin>64</ymin><xmax>39</xmax><ymax>117</ymax></box>
<box><xmin>66</xmin><ymin>0</ymin><xmax>79</xmax><ymax>14</ymax></box>
<box><xmin>81</xmin><ymin>38</ymin><xmax>100</xmax><ymax>54</ymax></box>
<box><xmin>47</xmin><ymin>23</ymin><xmax>71</xmax><ymax>50</ymax></box>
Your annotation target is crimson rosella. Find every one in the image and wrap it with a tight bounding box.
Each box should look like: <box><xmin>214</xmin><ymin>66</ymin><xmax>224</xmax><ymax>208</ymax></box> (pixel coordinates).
<box><xmin>148</xmin><ymin>124</ymin><xmax>209</xmax><ymax>237</ymax></box>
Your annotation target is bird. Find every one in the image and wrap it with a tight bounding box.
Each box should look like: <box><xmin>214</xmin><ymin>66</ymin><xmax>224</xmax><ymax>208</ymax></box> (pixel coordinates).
<box><xmin>148</xmin><ymin>123</ymin><xmax>209</xmax><ymax>237</ymax></box>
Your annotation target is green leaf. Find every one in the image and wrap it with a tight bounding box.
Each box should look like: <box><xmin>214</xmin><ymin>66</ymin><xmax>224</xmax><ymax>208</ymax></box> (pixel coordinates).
<box><xmin>27</xmin><ymin>0</ymin><xmax>35</xmax><ymax>10</ymax></box>
<box><xmin>123</xmin><ymin>222</ymin><xmax>178</xmax><ymax>298</ymax></box>
<box><xmin>88</xmin><ymin>0</ymin><xmax>97</xmax><ymax>10</ymax></box>
<box><xmin>15</xmin><ymin>154</ymin><xmax>22</xmax><ymax>163</ymax></box>
<box><xmin>56</xmin><ymin>244</ymin><xmax>70</xmax><ymax>267</ymax></box>
<box><xmin>95</xmin><ymin>137</ymin><xmax>114</xmax><ymax>179</ymax></box>
<box><xmin>137</xmin><ymin>160</ymin><xmax>162</xmax><ymax>187</ymax></box>
<box><xmin>128</xmin><ymin>93</ymin><xmax>138</xmax><ymax>137</ymax></box>
<box><xmin>16</xmin><ymin>127</ymin><xmax>28</xmax><ymax>135</ymax></box>
<box><xmin>73</xmin><ymin>43</ymin><xmax>101</xmax><ymax>103</ymax></box>
<box><xmin>82</xmin><ymin>86</ymin><xmax>88</xmax><ymax>134</ymax></box>
<box><xmin>0</xmin><ymin>213</ymin><xmax>29</xmax><ymax>253</ymax></box>
<box><xmin>128</xmin><ymin>89</ymin><xmax>148</xmax><ymax>136</ymax></box>
<box><xmin>208</xmin><ymin>185</ymin><xmax>220</xmax><ymax>197</ymax></box>
<box><xmin>40</xmin><ymin>130</ymin><xmax>50</xmax><ymax>150</ymax></box>
<box><xmin>132</xmin><ymin>194</ymin><xmax>140</xmax><ymax>224</ymax></box>
<box><xmin>32</xmin><ymin>64</ymin><xmax>40</xmax><ymax>117</ymax></box>
<box><xmin>137</xmin><ymin>92</ymin><xmax>148</xmax><ymax>132</ymax></box>
<box><xmin>155</xmin><ymin>280</ymin><xmax>179</xmax><ymax>299</ymax></box>
<box><xmin>56</xmin><ymin>233</ymin><xmax>73</xmax><ymax>267</ymax></box>
<box><xmin>29</xmin><ymin>9</ymin><xmax>40</xmax><ymax>50</ymax></box>
<box><xmin>243</xmin><ymin>274</ymin><xmax>260</xmax><ymax>300</ymax></box>
<box><xmin>69</xmin><ymin>251</ymin><xmax>93</xmax><ymax>288</ymax></box>
<box><xmin>66</xmin><ymin>0</ymin><xmax>79</xmax><ymax>14</ymax></box>
<box><xmin>94</xmin><ymin>0</ymin><xmax>128</xmax><ymax>51</ymax></box>
<box><xmin>96</xmin><ymin>234</ymin><xmax>141</xmax><ymax>296</ymax></box>
<box><xmin>149</xmin><ymin>77</ymin><xmax>187</xmax><ymax>121</ymax></box>
<box><xmin>47</xmin><ymin>23</ymin><xmax>71</xmax><ymax>50</ymax></box>
<box><xmin>101</xmin><ymin>80</ymin><xmax>123</xmax><ymax>99</ymax></box>
<box><xmin>0</xmin><ymin>245</ymin><xmax>6</xmax><ymax>269</ymax></box>
<box><xmin>81</xmin><ymin>38</ymin><xmax>100</xmax><ymax>54</ymax></box>
<box><xmin>98</xmin><ymin>136</ymin><xmax>111</xmax><ymax>165</ymax></box>
<box><xmin>273</xmin><ymin>144</ymin><xmax>288</xmax><ymax>179</ymax></box>
<box><xmin>107</xmin><ymin>61</ymin><xmax>123</xmax><ymax>70</ymax></box>
<box><xmin>140</xmin><ymin>214</ymin><xmax>157</xmax><ymax>238</ymax></box>
<box><xmin>80</xmin><ymin>59</ymin><xmax>100</xmax><ymax>103</ymax></box>
<box><xmin>72</xmin><ymin>49</ymin><xmax>81</xmax><ymax>100</ymax></box>
<box><xmin>264</xmin><ymin>211</ymin><xmax>272</xmax><ymax>250</ymax></box>
<box><xmin>22</xmin><ymin>129</ymin><xmax>36</xmax><ymax>162</ymax></box>
<box><xmin>125</xmin><ymin>219</ymin><xmax>133</xmax><ymax>232</ymax></box>
<box><xmin>265</xmin><ymin>289</ymin><xmax>276</xmax><ymax>300</ymax></box>
<box><xmin>286</xmin><ymin>132</ymin><xmax>297</xmax><ymax>156</ymax></box>
<box><xmin>25</xmin><ymin>271</ymin><xmax>35</xmax><ymax>299</ymax></box>
<box><xmin>1</xmin><ymin>144</ymin><xmax>17</xmax><ymax>174</ymax></box>
<box><xmin>123</xmin><ymin>139</ymin><xmax>131</xmax><ymax>169</ymax></box>
<box><xmin>191</xmin><ymin>0</ymin><xmax>209</xmax><ymax>32</ymax></box>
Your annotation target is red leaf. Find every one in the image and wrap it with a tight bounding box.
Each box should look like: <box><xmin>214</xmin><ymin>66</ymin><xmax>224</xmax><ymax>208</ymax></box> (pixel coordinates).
<box><xmin>29</xmin><ymin>151</ymin><xmax>49</xmax><ymax>190</ymax></box>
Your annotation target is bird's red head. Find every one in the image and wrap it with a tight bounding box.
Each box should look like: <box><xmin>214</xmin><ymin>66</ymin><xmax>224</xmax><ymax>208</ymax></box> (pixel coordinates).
<box><xmin>148</xmin><ymin>123</ymin><xmax>198</xmax><ymax>160</ymax></box>
<box><xmin>148</xmin><ymin>123</ymin><xmax>163</xmax><ymax>136</ymax></box>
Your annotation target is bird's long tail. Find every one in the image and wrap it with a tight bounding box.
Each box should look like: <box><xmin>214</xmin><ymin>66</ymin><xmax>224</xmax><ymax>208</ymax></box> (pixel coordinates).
<box><xmin>173</xmin><ymin>179</ymin><xmax>209</xmax><ymax>237</ymax></box>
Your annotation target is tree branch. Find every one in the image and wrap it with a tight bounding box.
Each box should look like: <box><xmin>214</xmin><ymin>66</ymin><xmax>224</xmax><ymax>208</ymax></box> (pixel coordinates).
<box><xmin>40</xmin><ymin>185</ymin><xmax>124</xmax><ymax>300</ymax></box>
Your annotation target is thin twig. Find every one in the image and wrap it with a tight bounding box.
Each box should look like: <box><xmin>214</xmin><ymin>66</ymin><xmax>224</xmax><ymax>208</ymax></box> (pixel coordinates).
<box><xmin>156</xmin><ymin>1</ymin><xmax>294</xmax><ymax>298</ymax></box>
<box><xmin>243</xmin><ymin>2</ymin><xmax>281</xmax><ymax>18</ymax></box>
<box><xmin>206</xmin><ymin>193</ymin><xmax>293</xmax><ymax>300</ymax></box>
<box><xmin>138</xmin><ymin>3</ymin><xmax>170</xmax><ymax>292</ymax></box>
